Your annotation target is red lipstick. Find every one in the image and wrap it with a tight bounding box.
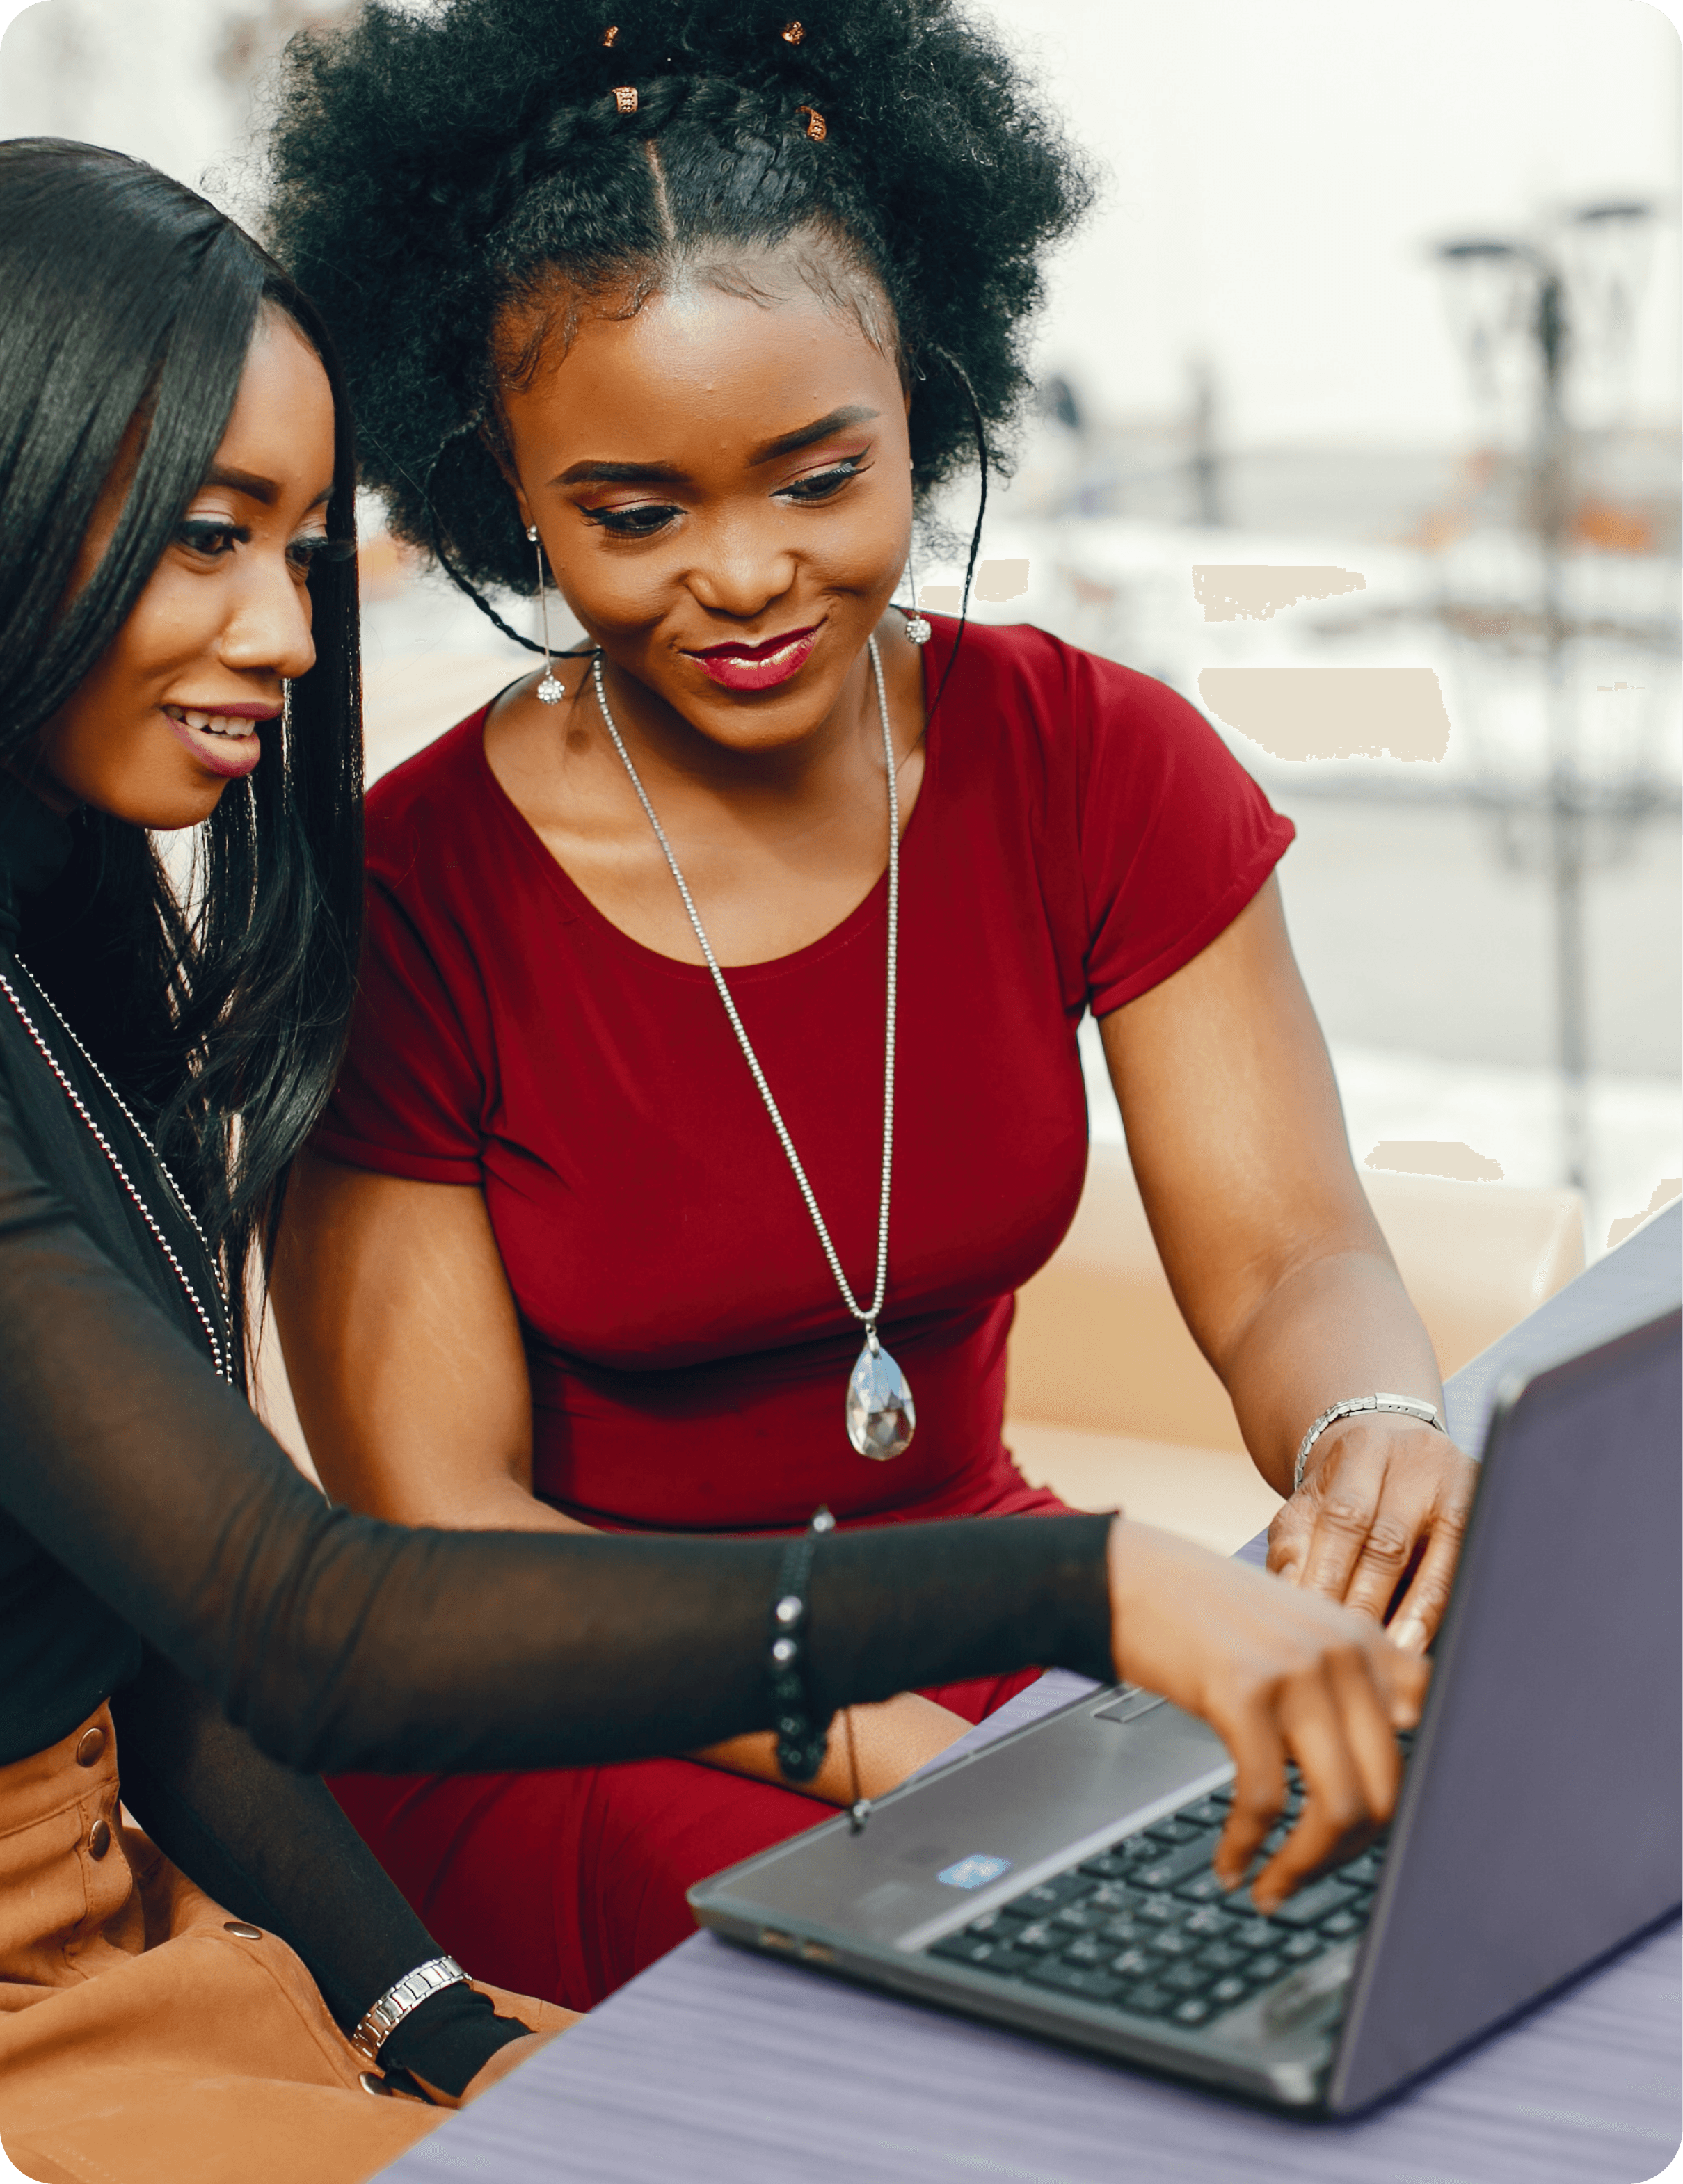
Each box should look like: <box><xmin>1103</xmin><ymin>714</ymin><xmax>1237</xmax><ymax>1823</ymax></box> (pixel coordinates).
<box><xmin>683</xmin><ymin>623</ymin><xmax>821</xmax><ymax>693</ymax></box>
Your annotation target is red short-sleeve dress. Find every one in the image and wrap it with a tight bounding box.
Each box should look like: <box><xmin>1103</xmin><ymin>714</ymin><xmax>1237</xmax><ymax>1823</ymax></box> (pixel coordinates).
<box><xmin>317</xmin><ymin>618</ymin><xmax>1293</xmax><ymax>2009</ymax></box>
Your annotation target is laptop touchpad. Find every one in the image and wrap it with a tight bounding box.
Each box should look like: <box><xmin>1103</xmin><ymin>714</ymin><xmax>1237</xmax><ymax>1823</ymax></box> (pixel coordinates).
<box><xmin>720</xmin><ymin>1699</ymin><xmax>1231</xmax><ymax>1946</ymax></box>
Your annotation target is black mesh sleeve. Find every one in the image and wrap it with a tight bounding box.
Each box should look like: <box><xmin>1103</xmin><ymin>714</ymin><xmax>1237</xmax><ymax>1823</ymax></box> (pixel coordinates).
<box><xmin>0</xmin><ymin>1086</ymin><xmax>1113</xmax><ymax>1774</ymax></box>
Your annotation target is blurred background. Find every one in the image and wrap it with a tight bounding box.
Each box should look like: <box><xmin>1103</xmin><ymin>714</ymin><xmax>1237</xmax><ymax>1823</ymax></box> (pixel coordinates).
<box><xmin>3</xmin><ymin>0</ymin><xmax>1678</xmax><ymax>1262</ymax></box>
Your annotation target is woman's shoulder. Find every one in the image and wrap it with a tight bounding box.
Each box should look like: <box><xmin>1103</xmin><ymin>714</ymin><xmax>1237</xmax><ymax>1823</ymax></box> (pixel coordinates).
<box><xmin>362</xmin><ymin>700</ymin><xmax>504</xmax><ymax>884</ymax></box>
<box><xmin>931</xmin><ymin>616</ymin><xmax>1224</xmax><ymax>773</ymax></box>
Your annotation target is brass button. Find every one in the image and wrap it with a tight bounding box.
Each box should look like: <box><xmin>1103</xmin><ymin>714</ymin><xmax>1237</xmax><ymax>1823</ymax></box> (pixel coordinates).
<box><xmin>74</xmin><ymin>1726</ymin><xmax>106</xmax><ymax>1768</ymax></box>
<box><xmin>88</xmin><ymin>1818</ymin><xmax>111</xmax><ymax>1861</ymax></box>
<box><xmin>223</xmin><ymin>1922</ymin><xmax>262</xmax><ymax>1941</ymax></box>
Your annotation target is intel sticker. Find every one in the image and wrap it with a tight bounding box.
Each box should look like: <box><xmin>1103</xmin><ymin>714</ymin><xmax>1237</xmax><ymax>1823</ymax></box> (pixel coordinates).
<box><xmin>937</xmin><ymin>1854</ymin><xmax>1012</xmax><ymax>1891</ymax></box>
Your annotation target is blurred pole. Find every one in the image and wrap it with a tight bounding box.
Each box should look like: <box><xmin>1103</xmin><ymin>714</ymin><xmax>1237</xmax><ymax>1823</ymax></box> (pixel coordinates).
<box><xmin>1188</xmin><ymin>358</ymin><xmax>1223</xmax><ymax>527</ymax></box>
<box><xmin>1533</xmin><ymin>268</ymin><xmax>1590</xmax><ymax>1193</ymax></box>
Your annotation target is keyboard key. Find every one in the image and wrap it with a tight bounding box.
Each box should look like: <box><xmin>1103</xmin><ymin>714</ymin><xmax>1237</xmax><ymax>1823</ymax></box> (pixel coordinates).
<box><xmin>1012</xmin><ymin>1923</ymin><xmax>1062</xmax><ymax>1954</ymax></box>
<box><xmin>1281</xmin><ymin>1932</ymin><xmax>1327</xmax><ymax>1961</ymax></box>
<box><xmin>1010</xmin><ymin>1874</ymin><xmax>1094</xmax><ymax>1915</ymax></box>
<box><xmin>1175</xmin><ymin>1870</ymin><xmax>1239</xmax><ymax>1906</ymax></box>
<box><xmin>1183</xmin><ymin>1904</ymin><xmax>1241</xmax><ymax>1938</ymax></box>
<box><xmin>1180</xmin><ymin>1796</ymin><xmax>1231</xmax><ymax>1828</ymax></box>
<box><xmin>1089</xmin><ymin>1883</ymin><xmax>1139</xmax><ymax>1911</ymax></box>
<box><xmin>1268</xmin><ymin>1877</ymin><xmax>1360</xmax><ymax>1929</ymax></box>
<box><xmin>1319</xmin><ymin>1909</ymin><xmax>1365</xmax><ymax>1940</ymax></box>
<box><xmin>1054</xmin><ymin>1904</ymin><xmax>1112</xmax><ymax>1934</ymax></box>
<box><xmin>1209</xmin><ymin>1975</ymin><xmax>1251</xmax><ymax>2007</ymax></box>
<box><xmin>1144</xmin><ymin>1817</ymin><xmax>1205</xmax><ymax>1845</ymax></box>
<box><xmin>1229</xmin><ymin>1919</ymin><xmax>1277</xmax><ymax>1950</ymax></box>
<box><xmin>1147</xmin><ymin>1928</ymin><xmax>1196</xmax><ymax>1958</ymax></box>
<box><xmin>1079</xmin><ymin>1850</ymin><xmax>1136</xmax><ymax>1882</ymax></box>
<box><xmin>1099</xmin><ymin>1915</ymin><xmax>1154</xmax><ymax>1945</ymax></box>
<box><xmin>1163</xmin><ymin>1962</ymin><xmax>1208</xmax><ymax>1994</ymax></box>
<box><xmin>1120</xmin><ymin>1981</ymin><xmax>1176</xmax><ymax>2017</ymax></box>
<box><xmin>1197</xmin><ymin>1942</ymin><xmax>1247</xmax><ymax>1973</ymax></box>
<box><xmin>931</xmin><ymin>1932</ymin><xmax>996</xmax><ymax>1964</ymax></box>
<box><xmin>930</xmin><ymin>1934</ymin><xmax>1034</xmax><ymax>1976</ymax></box>
<box><xmin>1109</xmin><ymin>1947</ymin><xmax>1156</xmax><ymax>1978</ymax></box>
<box><xmin>1172</xmin><ymin>1997</ymin><xmax>1215</xmax><ymax>2025</ymax></box>
<box><xmin>1028</xmin><ymin>1959</ymin><xmax>1124</xmax><ymax>2003</ymax></box>
<box><xmin>1247</xmin><ymin>1952</ymin><xmax>1285</xmax><ymax>1983</ymax></box>
<box><xmin>1339</xmin><ymin>1849</ymin><xmax>1387</xmax><ymax>1887</ymax></box>
<box><xmin>962</xmin><ymin>1910</ymin><xmax>1020</xmax><ymax>1938</ymax></box>
<box><xmin>1062</xmin><ymin>1936</ymin><xmax>1110</xmax><ymax>1966</ymax></box>
<box><xmin>1133</xmin><ymin>1836</ymin><xmax>1225</xmax><ymax>1891</ymax></box>
<box><xmin>1134</xmin><ymin>1894</ymin><xmax>1181</xmax><ymax>1925</ymax></box>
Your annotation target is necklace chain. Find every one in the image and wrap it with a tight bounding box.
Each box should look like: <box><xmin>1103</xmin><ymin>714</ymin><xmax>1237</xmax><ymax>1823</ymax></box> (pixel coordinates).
<box><xmin>0</xmin><ymin>956</ymin><xmax>232</xmax><ymax>1381</ymax></box>
<box><xmin>589</xmin><ymin>637</ymin><xmax>899</xmax><ymax>1333</ymax></box>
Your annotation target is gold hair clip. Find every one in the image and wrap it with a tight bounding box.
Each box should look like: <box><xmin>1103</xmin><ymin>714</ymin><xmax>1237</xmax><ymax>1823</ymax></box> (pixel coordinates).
<box><xmin>797</xmin><ymin>104</ymin><xmax>826</xmax><ymax>140</ymax></box>
<box><xmin>600</xmin><ymin>23</ymin><xmax>619</xmax><ymax>43</ymax></box>
<box><xmin>782</xmin><ymin>20</ymin><xmax>805</xmax><ymax>41</ymax></box>
<box><xmin>612</xmin><ymin>83</ymin><xmax>639</xmax><ymax>113</ymax></box>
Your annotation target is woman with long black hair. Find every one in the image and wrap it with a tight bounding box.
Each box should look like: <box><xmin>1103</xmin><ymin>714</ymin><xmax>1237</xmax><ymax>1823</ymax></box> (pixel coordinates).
<box><xmin>0</xmin><ymin>135</ymin><xmax>1421</xmax><ymax>2181</ymax></box>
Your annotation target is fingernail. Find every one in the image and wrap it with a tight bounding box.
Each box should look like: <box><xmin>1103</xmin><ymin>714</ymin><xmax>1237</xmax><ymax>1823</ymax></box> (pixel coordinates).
<box><xmin>1391</xmin><ymin>1618</ymin><xmax>1426</xmax><ymax>1653</ymax></box>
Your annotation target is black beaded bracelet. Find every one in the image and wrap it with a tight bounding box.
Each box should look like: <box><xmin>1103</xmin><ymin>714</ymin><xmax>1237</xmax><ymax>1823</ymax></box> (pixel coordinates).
<box><xmin>769</xmin><ymin>1506</ymin><xmax>836</xmax><ymax>1782</ymax></box>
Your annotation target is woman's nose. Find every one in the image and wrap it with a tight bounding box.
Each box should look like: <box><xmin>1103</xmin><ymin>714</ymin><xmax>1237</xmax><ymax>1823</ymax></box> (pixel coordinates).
<box><xmin>686</xmin><ymin>515</ymin><xmax>797</xmax><ymax>620</ymax></box>
<box><xmin>218</xmin><ymin>557</ymin><xmax>317</xmax><ymax>683</ymax></box>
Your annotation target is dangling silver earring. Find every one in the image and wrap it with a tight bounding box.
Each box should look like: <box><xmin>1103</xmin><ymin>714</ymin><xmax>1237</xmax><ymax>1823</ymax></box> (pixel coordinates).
<box><xmin>902</xmin><ymin>534</ymin><xmax>931</xmax><ymax>645</ymax></box>
<box><xmin>528</xmin><ymin>524</ymin><xmax>564</xmax><ymax>703</ymax></box>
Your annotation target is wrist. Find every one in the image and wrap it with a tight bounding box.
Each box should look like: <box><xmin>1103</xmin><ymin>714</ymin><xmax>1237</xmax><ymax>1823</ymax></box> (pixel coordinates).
<box><xmin>1291</xmin><ymin>1392</ymin><xmax>1445</xmax><ymax>1496</ymax></box>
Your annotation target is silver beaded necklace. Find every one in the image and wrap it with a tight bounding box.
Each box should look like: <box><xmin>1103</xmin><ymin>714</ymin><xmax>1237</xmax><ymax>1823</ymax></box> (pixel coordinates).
<box><xmin>0</xmin><ymin>956</ymin><xmax>233</xmax><ymax>1383</ymax></box>
<box><xmin>589</xmin><ymin>636</ymin><xmax>914</xmax><ymax>1460</ymax></box>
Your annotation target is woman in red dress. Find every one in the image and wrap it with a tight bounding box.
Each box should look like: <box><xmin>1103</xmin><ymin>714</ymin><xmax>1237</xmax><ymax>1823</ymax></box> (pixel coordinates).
<box><xmin>266</xmin><ymin>0</ymin><xmax>1476</xmax><ymax>2010</ymax></box>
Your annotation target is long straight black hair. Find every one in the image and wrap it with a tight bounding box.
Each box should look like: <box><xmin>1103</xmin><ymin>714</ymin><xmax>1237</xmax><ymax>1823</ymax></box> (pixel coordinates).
<box><xmin>0</xmin><ymin>139</ymin><xmax>364</xmax><ymax>1382</ymax></box>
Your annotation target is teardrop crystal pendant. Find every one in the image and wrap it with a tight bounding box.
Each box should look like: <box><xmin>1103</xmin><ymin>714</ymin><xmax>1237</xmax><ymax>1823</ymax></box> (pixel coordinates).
<box><xmin>536</xmin><ymin>672</ymin><xmax>565</xmax><ymax>705</ymax></box>
<box><xmin>846</xmin><ymin>1329</ymin><xmax>916</xmax><ymax>1460</ymax></box>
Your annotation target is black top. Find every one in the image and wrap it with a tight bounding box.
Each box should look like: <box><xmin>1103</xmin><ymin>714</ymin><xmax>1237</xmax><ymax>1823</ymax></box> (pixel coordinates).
<box><xmin>0</xmin><ymin>771</ymin><xmax>1115</xmax><ymax>2091</ymax></box>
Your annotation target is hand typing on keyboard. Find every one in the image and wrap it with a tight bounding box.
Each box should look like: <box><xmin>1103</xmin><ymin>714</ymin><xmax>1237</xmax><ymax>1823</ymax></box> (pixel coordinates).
<box><xmin>1103</xmin><ymin>1520</ymin><xmax>1428</xmax><ymax>1912</ymax></box>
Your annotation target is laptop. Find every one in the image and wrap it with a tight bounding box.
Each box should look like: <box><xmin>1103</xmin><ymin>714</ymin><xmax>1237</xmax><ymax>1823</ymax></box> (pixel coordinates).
<box><xmin>691</xmin><ymin>1307</ymin><xmax>1682</xmax><ymax>2114</ymax></box>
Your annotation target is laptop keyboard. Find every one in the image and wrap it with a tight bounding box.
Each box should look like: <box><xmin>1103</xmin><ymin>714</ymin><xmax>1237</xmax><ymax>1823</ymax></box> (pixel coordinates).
<box><xmin>925</xmin><ymin>1749</ymin><xmax>1405</xmax><ymax>2033</ymax></box>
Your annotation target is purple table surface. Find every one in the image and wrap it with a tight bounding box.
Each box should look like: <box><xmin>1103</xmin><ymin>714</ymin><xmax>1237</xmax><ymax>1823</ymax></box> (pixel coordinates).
<box><xmin>383</xmin><ymin>1210</ymin><xmax>1682</xmax><ymax>2184</ymax></box>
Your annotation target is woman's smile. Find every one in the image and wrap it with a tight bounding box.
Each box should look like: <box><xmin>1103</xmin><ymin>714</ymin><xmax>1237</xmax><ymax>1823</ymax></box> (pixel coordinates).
<box><xmin>161</xmin><ymin>700</ymin><xmax>278</xmax><ymax>778</ymax></box>
<box><xmin>682</xmin><ymin>620</ymin><xmax>823</xmax><ymax>692</ymax></box>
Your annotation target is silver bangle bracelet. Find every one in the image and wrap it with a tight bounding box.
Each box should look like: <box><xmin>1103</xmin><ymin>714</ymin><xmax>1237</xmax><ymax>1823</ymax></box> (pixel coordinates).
<box><xmin>349</xmin><ymin>1954</ymin><xmax>471</xmax><ymax>2063</ymax></box>
<box><xmin>1292</xmin><ymin>1392</ymin><xmax>1446</xmax><ymax>1495</ymax></box>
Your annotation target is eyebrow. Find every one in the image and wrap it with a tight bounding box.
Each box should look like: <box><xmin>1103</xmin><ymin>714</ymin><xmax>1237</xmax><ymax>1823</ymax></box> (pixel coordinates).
<box><xmin>749</xmin><ymin>405</ymin><xmax>879</xmax><ymax>465</ymax></box>
<box><xmin>551</xmin><ymin>405</ymin><xmax>882</xmax><ymax>490</ymax></box>
<box><xmin>202</xmin><ymin>463</ymin><xmax>334</xmax><ymax>510</ymax></box>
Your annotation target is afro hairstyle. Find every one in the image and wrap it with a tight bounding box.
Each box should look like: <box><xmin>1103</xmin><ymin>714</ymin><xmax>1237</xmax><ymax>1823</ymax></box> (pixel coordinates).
<box><xmin>264</xmin><ymin>0</ymin><xmax>1093</xmax><ymax>603</ymax></box>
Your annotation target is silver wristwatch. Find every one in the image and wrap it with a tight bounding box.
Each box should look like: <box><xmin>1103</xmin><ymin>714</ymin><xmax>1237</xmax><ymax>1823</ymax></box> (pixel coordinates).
<box><xmin>350</xmin><ymin>1954</ymin><xmax>472</xmax><ymax>2063</ymax></box>
<box><xmin>1292</xmin><ymin>1392</ymin><xmax>1446</xmax><ymax>1495</ymax></box>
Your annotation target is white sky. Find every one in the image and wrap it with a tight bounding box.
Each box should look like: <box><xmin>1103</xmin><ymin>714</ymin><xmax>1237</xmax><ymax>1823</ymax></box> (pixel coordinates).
<box><xmin>1</xmin><ymin>0</ymin><xmax>1678</xmax><ymax>445</ymax></box>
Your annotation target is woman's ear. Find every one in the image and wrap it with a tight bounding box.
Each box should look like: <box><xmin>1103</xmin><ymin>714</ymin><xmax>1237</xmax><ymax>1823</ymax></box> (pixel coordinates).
<box><xmin>477</xmin><ymin>419</ymin><xmax>532</xmax><ymax>532</ymax></box>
